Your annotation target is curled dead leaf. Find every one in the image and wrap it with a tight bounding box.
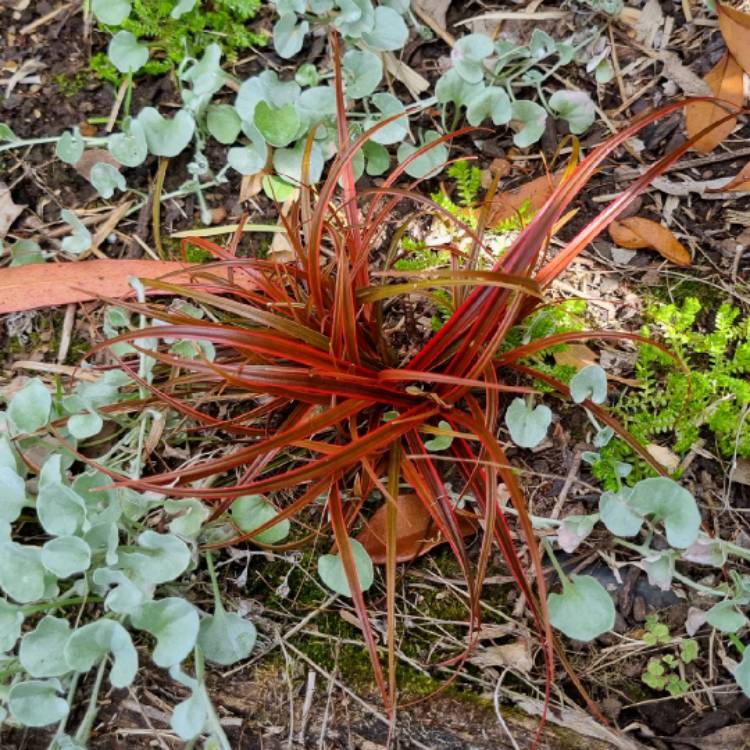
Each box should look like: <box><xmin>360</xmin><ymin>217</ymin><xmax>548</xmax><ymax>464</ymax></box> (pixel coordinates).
<box><xmin>356</xmin><ymin>493</ymin><xmax>477</xmax><ymax>564</ymax></box>
<box><xmin>718</xmin><ymin>3</ymin><xmax>750</xmax><ymax>76</ymax></box>
<box><xmin>488</xmin><ymin>169</ymin><xmax>565</xmax><ymax>226</ymax></box>
<box><xmin>684</xmin><ymin>52</ymin><xmax>744</xmax><ymax>154</ymax></box>
<box><xmin>0</xmin><ymin>181</ymin><xmax>26</xmax><ymax>238</ymax></box>
<box><xmin>646</xmin><ymin>443</ymin><xmax>680</xmax><ymax>473</ymax></box>
<box><xmin>469</xmin><ymin>638</ymin><xmax>533</xmax><ymax>673</ymax></box>
<box><xmin>707</xmin><ymin>159</ymin><xmax>750</xmax><ymax>193</ymax></box>
<box><xmin>553</xmin><ymin>344</ymin><xmax>598</xmax><ymax>371</ymax></box>
<box><xmin>609</xmin><ymin>216</ymin><xmax>691</xmax><ymax>266</ymax></box>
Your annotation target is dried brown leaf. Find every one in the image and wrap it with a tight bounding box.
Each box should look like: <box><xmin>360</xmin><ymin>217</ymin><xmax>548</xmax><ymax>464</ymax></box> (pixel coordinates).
<box><xmin>684</xmin><ymin>52</ymin><xmax>744</xmax><ymax>154</ymax></box>
<box><xmin>0</xmin><ymin>181</ymin><xmax>26</xmax><ymax>238</ymax></box>
<box><xmin>719</xmin><ymin>3</ymin><xmax>750</xmax><ymax>76</ymax></box>
<box><xmin>609</xmin><ymin>216</ymin><xmax>691</xmax><ymax>266</ymax></box>
<box><xmin>356</xmin><ymin>493</ymin><xmax>477</xmax><ymax>564</ymax></box>
<box><xmin>488</xmin><ymin>169</ymin><xmax>565</xmax><ymax>226</ymax></box>
<box><xmin>710</xmin><ymin>159</ymin><xmax>750</xmax><ymax>192</ymax></box>
<box><xmin>0</xmin><ymin>259</ymin><xmax>255</xmax><ymax>314</ymax></box>
<box><xmin>553</xmin><ymin>344</ymin><xmax>598</xmax><ymax>370</ymax></box>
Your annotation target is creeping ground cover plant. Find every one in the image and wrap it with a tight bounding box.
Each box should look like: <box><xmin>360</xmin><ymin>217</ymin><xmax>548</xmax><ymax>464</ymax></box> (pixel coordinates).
<box><xmin>2</xmin><ymin>37</ymin><xmax>749</xmax><ymax>748</ymax></box>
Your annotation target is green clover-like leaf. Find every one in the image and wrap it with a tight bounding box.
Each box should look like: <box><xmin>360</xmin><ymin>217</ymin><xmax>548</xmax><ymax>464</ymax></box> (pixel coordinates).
<box><xmin>364</xmin><ymin>92</ymin><xmax>408</xmax><ymax>145</ymax></box>
<box><xmin>557</xmin><ymin>513</ymin><xmax>599</xmax><ymax>554</ymax></box>
<box><xmin>424</xmin><ymin>420</ymin><xmax>454</xmax><ymax>452</ymax></box>
<box><xmin>231</xmin><ymin>494</ymin><xmax>290</xmax><ymax>545</ymax></box>
<box><xmin>505</xmin><ymin>397</ymin><xmax>552</xmax><ymax>448</ymax></box>
<box><xmin>510</xmin><ymin>100</ymin><xmax>547</xmax><ymax>148</ymax></box>
<box><xmin>118</xmin><ymin>530</ymin><xmax>191</xmax><ymax>585</ymax></box>
<box><xmin>570</xmin><ymin>364</ymin><xmax>608</xmax><ymax>404</ymax></box>
<box><xmin>342</xmin><ymin>49</ymin><xmax>383</xmax><ymax>99</ymax></box>
<box><xmin>89</xmin><ymin>162</ymin><xmax>126</xmax><ymax>199</ymax></box>
<box><xmin>206</xmin><ymin>104</ymin><xmax>241</xmax><ymax>145</ymax></box>
<box><xmin>465</xmin><ymin>86</ymin><xmax>512</xmax><ymax>127</ymax></box>
<box><xmin>8</xmin><ymin>680</ymin><xmax>69</xmax><ymax>727</ymax></box>
<box><xmin>629</xmin><ymin>477</ymin><xmax>700</xmax><ymax>548</ymax></box>
<box><xmin>107</xmin><ymin>30</ymin><xmax>149</xmax><ymax>74</ymax></box>
<box><xmin>198</xmin><ymin>607</ymin><xmax>257</xmax><ymax>666</ymax></box>
<box><xmin>361</xmin><ymin>6</ymin><xmax>408</xmax><ymax>51</ymax></box>
<box><xmin>137</xmin><ymin>107</ymin><xmax>195</xmax><ymax>158</ymax></box>
<box><xmin>8</xmin><ymin>377</ymin><xmax>51</xmax><ymax>433</ymax></box>
<box><xmin>273</xmin><ymin>139</ymin><xmax>325</xmax><ymax>184</ymax></box>
<box><xmin>734</xmin><ymin>647</ymin><xmax>750</xmax><ymax>698</ymax></box>
<box><xmin>19</xmin><ymin>615</ymin><xmax>72</xmax><ymax>677</ymax></box>
<box><xmin>60</xmin><ymin>209</ymin><xmax>92</xmax><ymax>254</ymax></box>
<box><xmin>254</xmin><ymin>101</ymin><xmax>300</xmax><ymax>148</ymax></box>
<box><xmin>0</xmin><ymin>465</ymin><xmax>26</xmax><ymax>523</ymax></box>
<box><xmin>549</xmin><ymin>90</ymin><xmax>596</xmax><ymax>135</ymax></box>
<box><xmin>108</xmin><ymin>118</ymin><xmax>148</xmax><ymax>167</ymax></box>
<box><xmin>318</xmin><ymin>538</ymin><xmax>374</xmax><ymax>598</ymax></box>
<box><xmin>273</xmin><ymin>13</ymin><xmax>309</xmax><ymax>59</ymax></box>
<box><xmin>91</xmin><ymin>0</ymin><xmax>131</xmax><ymax>25</ymax></box>
<box><xmin>55</xmin><ymin>129</ymin><xmax>84</xmax><ymax>165</ymax></box>
<box><xmin>452</xmin><ymin>34</ymin><xmax>493</xmax><ymax>83</ymax></box>
<box><xmin>0</xmin><ymin>597</ymin><xmax>24</xmax><ymax>652</ymax></box>
<box><xmin>0</xmin><ymin>542</ymin><xmax>48</xmax><ymax>603</ymax></box>
<box><xmin>599</xmin><ymin>487</ymin><xmax>643</xmax><ymax>537</ymax></box>
<box><xmin>64</xmin><ymin>618</ymin><xmax>138</xmax><ymax>688</ymax></box>
<box><xmin>131</xmin><ymin>597</ymin><xmax>200</xmax><ymax>667</ymax></box>
<box><xmin>548</xmin><ymin>574</ymin><xmax>615</xmax><ymax>641</ymax></box>
<box><xmin>41</xmin><ymin>536</ymin><xmax>92</xmax><ymax>578</ymax></box>
<box><xmin>706</xmin><ymin>599</ymin><xmax>749</xmax><ymax>633</ymax></box>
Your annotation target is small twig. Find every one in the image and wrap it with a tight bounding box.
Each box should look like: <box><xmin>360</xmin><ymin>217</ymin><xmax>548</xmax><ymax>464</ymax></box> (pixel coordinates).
<box><xmin>297</xmin><ymin>670</ymin><xmax>316</xmax><ymax>745</ymax></box>
<box><xmin>56</xmin><ymin>302</ymin><xmax>76</xmax><ymax>364</ymax></box>
<box><xmin>106</xmin><ymin>78</ymin><xmax>130</xmax><ymax>133</ymax></box>
<box><xmin>411</xmin><ymin>2</ymin><xmax>455</xmax><ymax>47</ymax></box>
<box><xmin>20</xmin><ymin>2</ymin><xmax>75</xmax><ymax>35</ymax></box>
<box><xmin>11</xmin><ymin>360</ymin><xmax>98</xmax><ymax>381</ymax></box>
<box><xmin>550</xmin><ymin>449</ymin><xmax>583</xmax><ymax>520</ymax></box>
<box><xmin>152</xmin><ymin>158</ymin><xmax>169</xmax><ymax>259</ymax></box>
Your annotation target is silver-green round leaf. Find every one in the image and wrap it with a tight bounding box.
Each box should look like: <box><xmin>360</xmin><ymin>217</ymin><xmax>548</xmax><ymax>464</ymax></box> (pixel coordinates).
<box><xmin>19</xmin><ymin>615</ymin><xmax>72</xmax><ymax>677</ymax></box>
<box><xmin>108</xmin><ymin>30</ymin><xmax>149</xmax><ymax>74</ymax></box>
<box><xmin>198</xmin><ymin>608</ymin><xmax>257</xmax><ymax>666</ymax></box>
<box><xmin>8</xmin><ymin>680</ymin><xmax>69</xmax><ymax>727</ymax></box>
<box><xmin>318</xmin><ymin>538</ymin><xmax>374</xmax><ymax>598</ymax></box>
<box><xmin>505</xmin><ymin>398</ymin><xmax>552</xmax><ymax>449</ymax></box>
<box><xmin>548</xmin><ymin>574</ymin><xmax>615</xmax><ymax>641</ymax></box>
<box><xmin>231</xmin><ymin>494</ymin><xmax>290</xmax><ymax>545</ymax></box>
<box><xmin>41</xmin><ymin>536</ymin><xmax>92</xmax><ymax>578</ymax></box>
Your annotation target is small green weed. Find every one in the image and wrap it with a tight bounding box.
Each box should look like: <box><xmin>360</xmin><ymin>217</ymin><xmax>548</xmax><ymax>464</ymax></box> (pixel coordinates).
<box><xmin>594</xmin><ymin>297</ymin><xmax>750</xmax><ymax>487</ymax></box>
<box><xmin>394</xmin><ymin>160</ymin><xmax>534</xmax><ymax>330</ymax></box>
<box><xmin>640</xmin><ymin>617</ymin><xmax>698</xmax><ymax>697</ymax></box>
<box><xmin>90</xmin><ymin>0</ymin><xmax>267</xmax><ymax>85</ymax></box>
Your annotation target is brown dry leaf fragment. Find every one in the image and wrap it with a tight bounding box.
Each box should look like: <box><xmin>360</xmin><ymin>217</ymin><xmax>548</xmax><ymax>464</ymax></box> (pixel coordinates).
<box><xmin>356</xmin><ymin>493</ymin><xmax>477</xmax><ymax>564</ymax></box>
<box><xmin>684</xmin><ymin>52</ymin><xmax>744</xmax><ymax>154</ymax></box>
<box><xmin>554</xmin><ymin>344</ymin><xmax>598</xmax><ymax>370</ymax></box>
<box><xmin>382</xmin><ymin>52</ymin><xmax>430</xmax><ymax>97</ymax></box>
<box><xmin>609</xmin><ymin>216</ymin><xmax>691</xmax><ymax>266</ymax></box>
<box><xmin>646</xmin><ymin>444</ymin><xmax>680</xmax><ymax>473</ymax></box>
<box><xmin>469</xmin><ymin>638</ymin><xmax>533</xmax><ymax>673</ymax></box>
<box><xmin>488</xmin><ymin>169</ymin><xmax>565</xmax><ymax>226</ymax></box>
<box><xmin>733</xmin><ymin>458</ymin><xmax>750</xmax><ymax>487</ymax></box>
<box><xmin>0</xmin><ymin>181</ymin><xmax>26</xmax><ymax>238</ymax></box>
<box><xmin>73</xmin><ymin>149</ymin><xmax>121</xmax><ymax>181</ymax></box>
<box><xmin>0</xmin><ymin>259</ymin><xmax>258</xmax><ymax>314</ymax></box>
<box><xmin>710</xmin><ymin>160</ymin><xmax>750</xmax><ymax>192</ymax></box>
<box><xmin>719</xmin><ymin>3</ymin><xmax>750</xmax><ymax>76</ymax></box>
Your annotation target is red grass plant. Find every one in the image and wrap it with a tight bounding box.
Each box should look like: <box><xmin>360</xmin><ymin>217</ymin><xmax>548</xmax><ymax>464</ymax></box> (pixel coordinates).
<box><xmin>87</xmin><ymin>36</ymin><xmax>741</xmax><ymax>743</ymax></box>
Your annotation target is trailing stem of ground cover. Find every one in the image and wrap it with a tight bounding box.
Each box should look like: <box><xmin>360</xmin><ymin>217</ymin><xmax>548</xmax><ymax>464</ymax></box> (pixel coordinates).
<box><xmin>86</xmin><ymin>59</ymin><xmax>744</xmax><ymax>743</ymax></box>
